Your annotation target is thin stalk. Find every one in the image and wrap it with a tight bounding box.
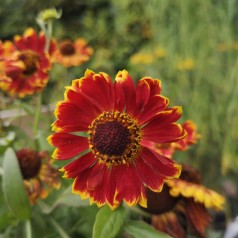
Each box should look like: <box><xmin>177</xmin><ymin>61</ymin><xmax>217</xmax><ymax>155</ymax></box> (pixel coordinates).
<box><xmin>45</xmin><ymin>20</ymin><xmax>53</xmax><ymax>53</ymax></box>
<box><xmin>0</xmin><ymin>166</ymin><xmax>3</xmax><ymax>176</ymax></box>
<box><xmin>25</xmin><ymin>220</ymin><xmax>32</xmax><ymax>238</ymax></box>
<box><xmin>49</xmin><ymin>217</ymin><xmax>70</xmax><ymax>238</ymax></box>
<box><xmin>33</xmin><ymin>93</ymin><xmax>42</xmax><ymax>149</ymax></box>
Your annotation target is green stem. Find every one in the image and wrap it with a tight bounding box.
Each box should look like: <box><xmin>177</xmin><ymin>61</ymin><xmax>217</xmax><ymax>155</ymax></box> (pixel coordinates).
<box><xmin>33</xmin><ymin>93</ymin><xmax>42</xmax><ymax>149</ymax></box>
<box><xmin>25</xmin><ymin>220</ymin><xmax>32</xmax><ymax>238</ymax></box>
<box><xmin>0</xmin><ymin>166</ymin><xmax>3</xmax><ymax>176</ymax></box>
<box><xmin>45</xmin><ymin>20</ymin><xmax>53</xmax><ymax>53</ymax></box>
<box><xmin>49</xmin><ymin>217</ymin><xmax>70</xmax><ymax>238</ymax></box>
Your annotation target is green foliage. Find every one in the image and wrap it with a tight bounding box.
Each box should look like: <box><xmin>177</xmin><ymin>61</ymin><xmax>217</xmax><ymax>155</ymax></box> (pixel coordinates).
<box><xmin>93</xmin><ymin>205</ymin><xmax>127</xmax><ymax>238</ymax></box>
<box><xmin>125</xmin><ymin>220</ymin><xmax>171</xmax><ymax>238</ymax></box>
<box><xmin>2</xmin><ymin>148</ymin><xmax>31</xmax><ymax>220</ymax></box>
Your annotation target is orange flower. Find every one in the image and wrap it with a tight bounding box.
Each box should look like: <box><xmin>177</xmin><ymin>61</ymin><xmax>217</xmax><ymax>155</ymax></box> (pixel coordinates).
<box><xmin>0</xmin><ymin>28</ymin><xmax>55</xmax><ymax>98</ymax></box>
<box><xmin>53</xmin><ymin>38</ymin><xmax>93</xmax><ymax>67</ymax></box>
<box><xmin>16</xmin><ymin>148</ymin><xmax>60</xmax><ymax>204</ymax></box>
<box><xmin>48</xmin><ymin>69</ymin><xmax>186</xmax><ymax>209</ymax></box>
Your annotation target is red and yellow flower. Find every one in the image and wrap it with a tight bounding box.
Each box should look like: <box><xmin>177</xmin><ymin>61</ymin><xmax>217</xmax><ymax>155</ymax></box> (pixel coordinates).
<box><xmin>48</xmin><ymin>69</ymin><xmax>186</xmax><ymax>209</ymax></box>
<box><xmin>0</xmin><ymin>28</ymin><xmax>55</xmax><ymax>98</ymax></box>
<box><xmin>53</xmin><ymin>38</ymin><xmax>93</xmax><ymax>67</ymax></box>
<box><xmin>141</xmin><ymin>164</ymin><xmax>225</xmax><ymax>238</ymax></box>
<box><xmin>16</xmin><ymin>148</ymin><xmax>60</xmax><ymax>204</ymax></box>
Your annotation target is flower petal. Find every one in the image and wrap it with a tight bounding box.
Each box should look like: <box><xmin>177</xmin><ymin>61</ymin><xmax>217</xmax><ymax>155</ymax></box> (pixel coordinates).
<box><xmin>114</xmin><ymin>163</ymin><xmax>146</xmax><ymax>207</ymax></box>
<box><xmin>137</xmin><ymin>95</ymin><xmax>169</xmax><ymax>125</ymax></box>
<box><xmin>48</xmin><ymin>133</ymin><xmax>89</xmax><ymax>160</ymax></box>
<box><xmin>54</xmin><ymin>101</ymin><xmax>92</xmax><ymax>129</ymax></box>
<box><xmin>140</xmin><ymin>146</ymin><xmax>181</xmax><ymax>178</ymax></box>
<box><xmin>61</xmin><ymin>152</ymin><xmax>96</xmax><ymax>178</ymax></box>
<box><xmin>115</xmin><ymin>70</ymin><xmax>136</xmax><ymax>114</ymax></box>
<box><xmin>74</xmin><ymin>70</ymin><xmax>114</xmax><ymax>111</ymax></box>
<box><xmin>166</xmin><ymin>179</ymin><xmax>225</xmax><ymax>210</ymax></box>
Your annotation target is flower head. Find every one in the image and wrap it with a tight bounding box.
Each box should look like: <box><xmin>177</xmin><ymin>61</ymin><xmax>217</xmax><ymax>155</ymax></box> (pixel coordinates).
<box><xmin>16</xmin><ymin>148</ymin><xmax>60</xmax><ymax>204</ymax></box>
<box><xmin>36</xmin><ymin>8</ymin><xmax>62</xmax><ymax>24</ymax></box>
<box><xmin>141</xmin><ymin>164</ymin><xmax>225</xmax><ymax>238</ymax></box>
<box><xmin>0</xmin><ymin>28</ymin><xmax>55</xmax><ymax>98</ymax></box>
<box><xmin>53</xmin><ymin>38</ymin><xmax>93</xmax><ymax>67</ymax></box>
<box><xmin>48</xmin><ymin>69</ymin><xmax>186</xmax><ymax>209</ymax></box>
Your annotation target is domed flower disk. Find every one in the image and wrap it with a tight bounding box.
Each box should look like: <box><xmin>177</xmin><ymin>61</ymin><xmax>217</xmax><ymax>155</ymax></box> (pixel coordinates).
<box><xmin>0</xmin><ymin>28</ymin><xmax>55</xmax><ymax>98</ymax></box>
<box><xmin>53</xmin><ymin>38</ymin><xmax>93</xmax><ymax>67</ymax></box>
<box><xmin>16</xmin><ymin>148</ymin><xmax>60</xmax><ymax>204</ymax></box>
<box><xmin>48</xmin><ymin>69</ymin><xmax>186</xmax><ymax>209</ymax></box>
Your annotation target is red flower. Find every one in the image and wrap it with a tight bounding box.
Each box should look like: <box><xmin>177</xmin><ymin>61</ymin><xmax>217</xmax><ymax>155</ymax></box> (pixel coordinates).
<box><xmin>48</xmin><ymin>69</ymin><xmax>186</xmax><ymax>209</ymax></box>
<box><xmin>0</xmin><ymin>28</ymin><xmax>55</xmax><ymax>98</ymax></box>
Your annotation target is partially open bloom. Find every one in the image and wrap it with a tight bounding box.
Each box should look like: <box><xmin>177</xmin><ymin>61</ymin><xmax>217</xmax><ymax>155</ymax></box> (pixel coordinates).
<box><xmin>48</xmin><ymin>69</ymin><xmax>186</xmax><ymax>209</ymax></box>
<box><xmin>141</xmin><ymin>164</ymin><xmax>225</xmax><ymax>238</ymax></box>
<box><xmin>16</xmin><ymin>148</ymin><xmax>60</xmax><ymax>204</ymax></box>
<box><xmin>0</xmin><ymin>28</ymin><xmax>55</xmax><ymax>98</ymax></box>
<box><xmin>53</xmin><ymin>38</ymin><xmax>93</xmax><ymax>67</ymax></box>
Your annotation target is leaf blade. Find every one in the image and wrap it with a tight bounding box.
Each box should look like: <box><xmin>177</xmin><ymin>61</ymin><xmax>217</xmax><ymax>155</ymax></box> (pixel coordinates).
<box><xmin>93</xmin><ymin>205</ymin><xmax>127</xmax><ymax>238</ymax></box>
<box><xmin>2</xmin><ymin>148</ymin><xmax>31</xmax><ymax>220</ymax></box>
<box><xmin>125</xmin><ymin>220</ymin><xmax>171</xmax><ymax>238</ymax></box>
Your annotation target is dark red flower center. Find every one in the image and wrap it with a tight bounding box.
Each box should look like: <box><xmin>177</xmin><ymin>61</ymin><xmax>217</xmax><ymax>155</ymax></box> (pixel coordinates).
<box><xmin>59</xmin><ymin>41</ymin><xmax>76</xmax><ymax>56</ymax></box>
<box><xmin>88</xmin><ymin>112</ymin><xmax>141</xmax><ymax>166</ymax></box>
<box><xmin>19</xmin><ymin>50</ymin><xmax>40</xmax><ymax>76</ymax></box>
<box><xmin>16</xmin><ymin>149</ymin><xmax>42</xmax><ymax>179</ymax></box>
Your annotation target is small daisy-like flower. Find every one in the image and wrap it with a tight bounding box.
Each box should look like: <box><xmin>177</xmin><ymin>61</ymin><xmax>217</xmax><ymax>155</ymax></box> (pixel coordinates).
<box><xmin>53</xmin><ymin>38</ymin><xmax>93</xmax><ymax>67</ymax></box>
<box><xmin>48</xmin><ymin>69</ymin><xmax>186</xmax><ymax>209</ymax></box>
<box><xmin>141</xmin><ymin>164</ymin><xmax>225</xmax><ymax>238</ymax></box>
<box><xmin>1</xmin><ymin>28</ymin><xmax>55</xmax><ymax>98</ymax></box>
<box><xmin>16</xmin><ymin>148</ymin><xmax>60</xmax><ymax>204</ymax></box>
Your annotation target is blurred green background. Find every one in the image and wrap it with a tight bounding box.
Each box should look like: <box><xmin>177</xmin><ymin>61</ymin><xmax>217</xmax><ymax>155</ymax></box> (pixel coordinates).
<box><xmin>1</xmin><ymin>0</ymin><xmax>238</xmax><ymax>221</ymax></box>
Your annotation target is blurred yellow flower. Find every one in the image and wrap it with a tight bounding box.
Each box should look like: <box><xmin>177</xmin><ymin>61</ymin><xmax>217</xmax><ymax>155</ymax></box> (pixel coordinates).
<box><xmin>176</xmin><ymin>58</ymin><xmax>195</xmax><ymax>71</ymax></box>
<box><xmin>130</xmin><ymin>52</ymin><xmax>155</xmax><ymax>65</ymax></box>
<box><xmin>154</xmin><ymin>46</ymin><xmax>167</xmax><ymax>58</ymax></box>
<box><xmin>130</xmin><ymin>45</ymin><xmax>167</xmax><ymax>65</ymax></box>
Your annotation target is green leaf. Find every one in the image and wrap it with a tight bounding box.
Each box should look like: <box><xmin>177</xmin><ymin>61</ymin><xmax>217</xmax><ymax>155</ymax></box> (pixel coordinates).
<box><xmin>93</xmin><ymin>205</ymin><xmax>127</xmax><ymax>238</ymax></box>
<box><xmin>125</xmin><ymin>220</ymin><xmax>171</xmax><ymax>238</ymax></box>
<box><xmin>2</xmin><ymin>148</ymin><xmax>31</xmax><ymax>220</ymax></box>
<box><xmin>38</xmin><ymin>186</ymin><xmax>89</xmax><ymax>214</ymax></box>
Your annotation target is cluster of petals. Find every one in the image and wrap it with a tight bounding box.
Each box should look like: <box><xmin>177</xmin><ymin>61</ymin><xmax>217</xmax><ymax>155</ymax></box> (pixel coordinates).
<box><xmin>48</xmin><ymin>69</ymin><xmax>186</xmax><ymax>209</ymax></box>
<box><xmin>0</xmin><ymin>28</ymin><xmax>55</xmax><ymax>98</ymax></box>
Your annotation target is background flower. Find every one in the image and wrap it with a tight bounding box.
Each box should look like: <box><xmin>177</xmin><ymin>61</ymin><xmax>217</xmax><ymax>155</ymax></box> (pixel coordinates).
<box><xmin>16</xmin><ymin>148</ymin><xmax>60</xmax><ymax>204</ymax></box>
<box><xmin>53</xmin><ymin>38</ymin><xmax>93</xmax><ymax>67</ymax></box>
<box><xmin>0</xmin><ymin>28</ymin><xmax>55</xmax><ymax>98</ymax></box>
